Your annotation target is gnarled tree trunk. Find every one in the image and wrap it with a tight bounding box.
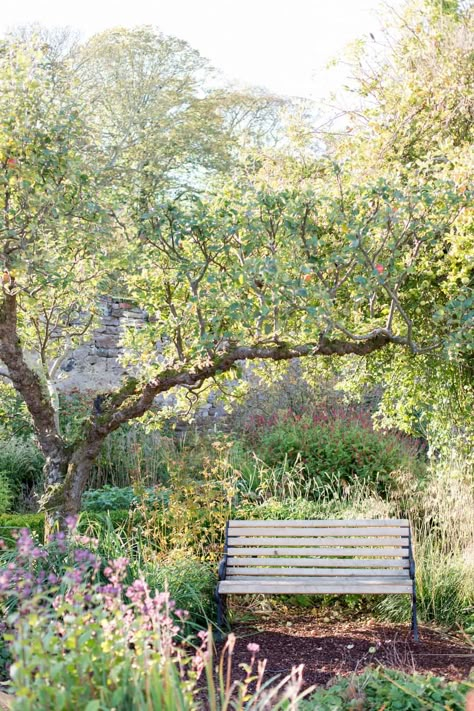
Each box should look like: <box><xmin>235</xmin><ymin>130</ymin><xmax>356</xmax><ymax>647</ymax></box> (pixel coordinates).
<box><xmin>42</xmin><ymin>437</ymin><xmax>106</xmax><ymax>536</ymax></box>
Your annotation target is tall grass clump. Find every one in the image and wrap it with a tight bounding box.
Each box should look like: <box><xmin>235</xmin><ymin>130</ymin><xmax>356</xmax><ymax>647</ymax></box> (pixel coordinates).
<box><xmin>90</xmin><ymin>426</ymin><xmax>171</xmax><ymax>488</ymax></box>
<box><xmin>0</xmin><ymin>437</ymin><xmax>44</xmax><ymax>512</ymax></box>
<box><xmin>378</xmin><ymin>456</ymin><xmax>474</xmax><ymax>628</ymax></box>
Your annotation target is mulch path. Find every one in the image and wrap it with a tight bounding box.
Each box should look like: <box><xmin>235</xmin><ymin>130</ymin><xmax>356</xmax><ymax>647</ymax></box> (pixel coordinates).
<box><xmin>215</xmin><ymin>611</ymin><xmax>474</xmax><ymax>690</ymax></box>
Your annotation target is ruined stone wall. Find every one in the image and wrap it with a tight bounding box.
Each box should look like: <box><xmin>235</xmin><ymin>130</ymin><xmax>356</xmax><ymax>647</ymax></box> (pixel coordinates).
<box><xmin>56</xmin><ymin>297</ymin><xmax>227</xmax><ymax>422</ymax></box>
<box><xmin>56</xmin><ymin>297</ymin><xmax>145</xmax><ymax>394</ymax></box>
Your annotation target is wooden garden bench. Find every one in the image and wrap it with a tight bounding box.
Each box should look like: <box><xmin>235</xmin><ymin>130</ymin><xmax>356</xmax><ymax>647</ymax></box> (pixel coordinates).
<box><xmin>216</xmin><ymin>519</ymin><xmax>418</xmax><ymax>640</ymax></box>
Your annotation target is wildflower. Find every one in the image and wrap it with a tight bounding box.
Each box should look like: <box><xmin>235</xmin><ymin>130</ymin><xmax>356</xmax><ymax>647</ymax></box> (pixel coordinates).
<box><xmin>104</xmin><ymin>557</ymin><xmax>129</xmax><ymax>585</ymax></box>
<box><xmin>65</xmin><ymin>515</ymin><xmax>78</xmax><ymax>531</ymax></box>
<box><xmin>15</xmin><ymin>528</ymin><xmax>36</xmax><ymax>558</ymax></box>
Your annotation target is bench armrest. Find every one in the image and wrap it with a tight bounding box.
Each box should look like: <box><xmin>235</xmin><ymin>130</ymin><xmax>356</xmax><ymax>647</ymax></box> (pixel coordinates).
<box><xmin>218</xmin><ymin>521</ymin><xmax>230</xmax><ymax>581</ymax></box>
<box><xmin>218</xmin><ymin>557</ymin><xmax>227</xmax><ymax>581</ymax></box>
<box><xmin>408</xmin><ymin>527</ymin><xmax>415</xmax><ymax>579</ymax></box>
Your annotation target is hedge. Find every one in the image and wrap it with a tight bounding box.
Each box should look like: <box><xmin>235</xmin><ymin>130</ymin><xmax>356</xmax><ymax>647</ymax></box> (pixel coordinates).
<box><xmin>0</xmin><ymin>509</ymin><xmax>136</xmax><ymax>545</ymax></box>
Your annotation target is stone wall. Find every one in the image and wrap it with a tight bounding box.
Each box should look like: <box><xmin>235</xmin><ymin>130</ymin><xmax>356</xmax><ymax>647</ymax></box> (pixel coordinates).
<box><xmin>56</xmin><ymin>297</ymin><xmax>145</xmax><ymax>394</ymax></box>
<box><xmin>55</xmin><ymin>297</ymin><xmax>227</xmax><ymax>423</ymax></box>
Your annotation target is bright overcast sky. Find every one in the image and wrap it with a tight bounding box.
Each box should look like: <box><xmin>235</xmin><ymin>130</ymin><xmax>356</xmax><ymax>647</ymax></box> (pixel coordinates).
<box><xmin>0</xmin><ymin>0</ymin><xmax>402</xmax><ymax>100</ymax></box>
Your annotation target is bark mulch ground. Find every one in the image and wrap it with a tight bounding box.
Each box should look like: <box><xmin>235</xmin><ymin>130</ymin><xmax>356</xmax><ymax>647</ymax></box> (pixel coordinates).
<box><xmin>216</xmin><ymin>610</ymin><xmax>474</xmax><ymax>690</ymax></box>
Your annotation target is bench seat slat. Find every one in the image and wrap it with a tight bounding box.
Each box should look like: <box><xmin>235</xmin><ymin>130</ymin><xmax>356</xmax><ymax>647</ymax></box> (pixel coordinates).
<box><xmin>219</xmin><ymin>580</ymin><xmax>413</xmax><ymax>594</ymax></box>
<box><xmin>229</xmin><ymin>531</ymin><xmax>408</xmax><ymax>542</ymax></box>
<box><xmin>227</xmin><ymin>546</ymin><xmax>408</xmax><ymax>557</ymax></box>
<box><xmin>225</xmin><ymin>575</ymin><xmax>410</xmax><ymax>583</ymax></box>
<box><xmin>229</xmin><ymin>519</ymin><xmax>409</xmax><ymax>527</ymax></box>
<box><xmin>227</xmin><ymin>557</ymin><xmax>410</xmax><ymax>568</ymax></box>
<box><xmin>226</xmin><ymin>567</ymin><xmax>410</xmax><ymax>577</ymax></box>
<box><xmin>229</xmin><ymin>536</ymin><xmax>407</xmax><ymax>546</ymax></box>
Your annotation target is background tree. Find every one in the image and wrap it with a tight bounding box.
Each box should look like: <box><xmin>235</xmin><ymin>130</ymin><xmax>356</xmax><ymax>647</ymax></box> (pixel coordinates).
<box><xmin>322</xmin><ymin>0</ymin><xmax>474</xmax><ymax>451</ymax></box>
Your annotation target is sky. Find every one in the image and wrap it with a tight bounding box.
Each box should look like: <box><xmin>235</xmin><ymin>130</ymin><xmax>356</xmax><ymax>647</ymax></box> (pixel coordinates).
<box><xmin>0</xmin><ymin>0</ymin><xmax>401</xmax><ymax>100</ymax></box>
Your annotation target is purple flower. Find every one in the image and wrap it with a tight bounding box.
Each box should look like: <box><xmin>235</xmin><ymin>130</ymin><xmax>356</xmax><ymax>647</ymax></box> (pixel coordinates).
<box><xmin>65</xmin><ymin>515</ymin><xmax>78</xmax><ymax>531</ymax></box>
<box><xmin>126</xmin><ymin>579</ymin><xmax>148</xmax><ymax>604</ymax></box>
<box><xmin>15</xmin><ymin>528</ymin><xmax>36</xmax><ymax>557</ymax></box>
<box><xmin>104</xmin><ymin>557</ymin><xmax>129</xmax><ymax>585</ymax></box>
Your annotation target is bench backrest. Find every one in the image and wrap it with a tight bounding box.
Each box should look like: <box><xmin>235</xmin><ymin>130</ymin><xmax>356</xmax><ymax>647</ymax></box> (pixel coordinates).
<box><xmin>225</xmin><ymin>519</ymin><xmax>411</xmax><ymax>579</ymax></box>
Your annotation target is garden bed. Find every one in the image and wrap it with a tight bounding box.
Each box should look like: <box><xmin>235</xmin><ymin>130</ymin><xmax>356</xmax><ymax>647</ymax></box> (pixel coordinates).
<box><xmin>218</xmin><ymin>614</ymin><xmax>474</xmax><ymax>689</ymax></box>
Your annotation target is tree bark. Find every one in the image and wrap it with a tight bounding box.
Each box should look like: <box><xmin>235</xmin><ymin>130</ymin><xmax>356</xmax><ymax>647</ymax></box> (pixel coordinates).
<box><xmin>42</xmin><ymin>436</ymin><xmax>106</xmax><ymax>536</ymax></box>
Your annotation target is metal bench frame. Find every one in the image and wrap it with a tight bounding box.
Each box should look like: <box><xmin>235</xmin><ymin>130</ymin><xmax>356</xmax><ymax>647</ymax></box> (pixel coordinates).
<box><xmin>216</xmin><ymin>519</ymin><xmax>418</xmax><ymax>641</ymax></box>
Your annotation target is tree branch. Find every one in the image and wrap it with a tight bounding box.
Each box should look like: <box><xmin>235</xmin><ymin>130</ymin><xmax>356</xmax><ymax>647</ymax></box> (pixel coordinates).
<box><xmin>92</xmin><ymin>328</ymin><xmax>406</xmax><ymax>437</ymax></box>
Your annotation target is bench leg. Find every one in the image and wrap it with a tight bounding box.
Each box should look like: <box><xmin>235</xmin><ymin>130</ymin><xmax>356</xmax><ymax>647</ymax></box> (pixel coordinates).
<box><xmin>215</xmin><ymin>588</ymin><xmax>228</xmax><ymax>640</ymax></box>
<box><xmin>411</xmin><ymin>585</ymin><xmax>419</xmax><ymax>642</ymax></box>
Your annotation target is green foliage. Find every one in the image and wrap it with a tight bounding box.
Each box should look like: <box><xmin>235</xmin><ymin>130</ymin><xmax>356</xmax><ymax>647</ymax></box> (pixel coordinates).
<box><xmin>0</xmin><ymin>510</ymin><xmax>135</xmax><ymax>546</ymax></box>
<box><xmin>0</xmin><ymin>437</ymin><xmax>44</xmax><ymax>511</ymax></box>
<box><xmin>0</xmin><ymin>513</ymin><xmax>45</xmax><ymax>544</ymax></box>
<box><xmin>81</xmin><ymin>485</ymin><xmax>170</xmax><ymax>512</ymax></box>
<box><xmin>301</xmin><ymin>668</ymin><xmax>474</xmax><ymax>711</ymax></box>
<box><xmin>136</xmin><ymin>478</ymin><xmax>234</xmax><ymax>563</ymax></box>
<box><xmin>0</xmin><ymin>382</ymin><xmax>34</xmax><ymax>439</ymax></box>
<box><xmin>378</xmin><ymin>457</ymin><xmax>474</xmax><ymax>629</ymax></box>
<box><xmin>0</xmin><ymin>527</ymin><xmax>310</xmax><ymax>709</ymax></box>
<box><xmin>143</xmin><ymin>552</ymin><xmax>217</xmax><ymax>630</ymax></box>
<box><xmin>247</xmin><ymin>413</ymin><xmax>425</xmax><ymax>496</ymax></box>
<box><xmin>1</xmin><ymin>6</ymin><xmax>473</xmax><ymax>526</ymax></box>
<box><xmin>0</xmin><ymin>36</ymin><xmax>108</xmax><ymax>377</ymax></box>
<box><xmin>0</xmin><ymin>473</ymin><xmax>12</xmax><ymax>514</ymax></box>
<box><xmin>91</xmin><ymin>426</ymin><xmax>171</xmax><ymax>488</ymax></box>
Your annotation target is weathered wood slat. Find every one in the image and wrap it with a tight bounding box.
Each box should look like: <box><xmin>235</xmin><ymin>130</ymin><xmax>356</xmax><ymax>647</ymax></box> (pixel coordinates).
<box><xmin>226</xmin><ymin>567</ymin><xmax>410</xmax><ymax>577</ymax></box>
<box><xmin>229</xmin><ymin>536</ymin><xmax>409</xmax><ymax>547</ymax></box>
<box><xmin>227</xmin><ymin>546</ymin><xmax>408</xmax><ymax>557</ymax></box>
<box><xmin>226</xmin><ymin>575</ymin><xmax>410</xmax><ymax>583</ymax></box>
<box><xmin>227</xmin><ymin>557</ymin><xmax>410</xmax><ymax>568</ymax></box>
<box><xmin>228</xmin><ymin>528</ymin><xmax>409</xmax><ymax>539</ymax></box>
<box><xmin>219</xmin><ymin>580</ymin><xmax>413</xmax><ymax>594</ymax></box>
<box><xmin>229</xmin><ymin>519</ymin><xmax>409</xmax><ymax>528</ymax></box>
<box><xmin>228</xmin><ymin>536</ymin><xmax>407</xmax><ymax>546</ymax></box>
<box><xmin>229</xmin><ymin>529</ymin><xmax>408</xmax><ymax>539</ymax></box>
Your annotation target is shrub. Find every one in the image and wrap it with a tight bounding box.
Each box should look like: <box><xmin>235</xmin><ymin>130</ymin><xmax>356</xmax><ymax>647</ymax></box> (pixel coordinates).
<box><xmin>135</xmin><ymin>478</ymin><xmax>234</xmax><ymax>562</ymax></box>
<box><xmin>82</xmin><ymin>484</ymin><xmax>170</xmax><ymax>511</ymax></box>
<box><xmin>246</xmin><ymin>410</ymin><xmax>425</xmax><ymax>497</ymax></box>
<box><xmin>0</xmin><ymin>513</ymin><xmax>45</xmax><ymax>545</ymax></box>
<box><xmin>300</xmin><ymin>668</ymin><xmax>474</xmax><ymax>711</ymax></box>
<box><xmin>0</xmin><ymin>438</ymin><xmax>44</xmax><ymax>511</ymax></box>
